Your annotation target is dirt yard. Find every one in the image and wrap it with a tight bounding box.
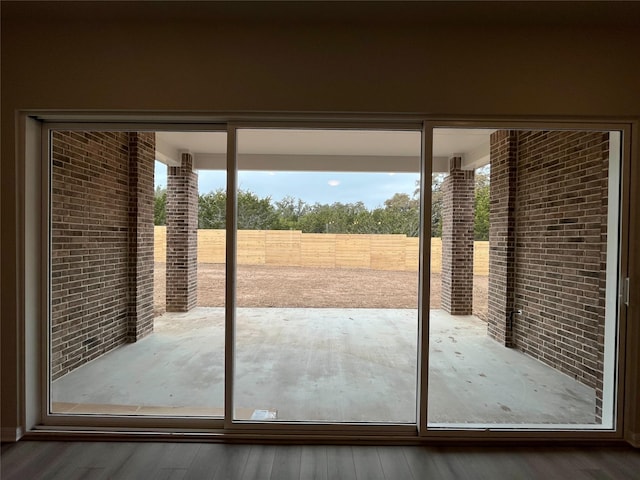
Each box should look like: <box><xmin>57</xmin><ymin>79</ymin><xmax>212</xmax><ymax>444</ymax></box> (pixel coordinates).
<box><xmin>154</xmin><ymin>263</ymin><xmax>488</xmax><ymax>320</ymax></box>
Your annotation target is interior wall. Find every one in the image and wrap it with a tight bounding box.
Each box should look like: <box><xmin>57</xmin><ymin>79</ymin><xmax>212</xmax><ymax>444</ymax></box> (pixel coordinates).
<box><xmin>1</xmin><ymin>2</ymin><xmax>639</xmax><ymax>440</ymax></box>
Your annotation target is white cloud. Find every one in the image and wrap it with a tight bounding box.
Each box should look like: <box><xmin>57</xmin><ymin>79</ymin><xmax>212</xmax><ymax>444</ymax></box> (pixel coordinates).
<box><xmin>328</xmin><ymin>179</ymin><xmax>340</xmax><ymax>187</ymax></box>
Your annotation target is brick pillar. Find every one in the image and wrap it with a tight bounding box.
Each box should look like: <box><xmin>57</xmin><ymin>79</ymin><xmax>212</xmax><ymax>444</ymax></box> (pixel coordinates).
<box><xmin>441</xmin><ymin>157</ymin><xmax>475</xmax><ymax>315</ymax></box>
<box><xmin>487</xmin><ymin>130</ymin><xmax>518</xmax><ymax>347</ymax></box>
<box><xmin>128</xmin><ymin>132</ymin><xmax>156</xmax><ymax>340</ymax></box>
<box><xmin>166</xmin><ymin>153</ymin><xmax>198</xmax><ymax>312</ymax></box>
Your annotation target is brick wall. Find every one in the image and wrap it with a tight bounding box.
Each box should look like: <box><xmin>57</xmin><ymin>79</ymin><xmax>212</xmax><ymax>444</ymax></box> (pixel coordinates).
<box><xmin>166</xmin><ymin>153</ymin><xmax>198</xmax><ymax>311</ymax></box>
<box><xmin>488</xmin><ymin>130</ymin><xmax>610</xmax><ymax>417</ymax></box>
<box><xmin>488</xmin><ymin>131</ymin><xmax>518</xmax><ymax>346</ymax></box>
<box><xmin>51</xmin><ymin>131</ymin><xmax>155</xmax><ymax>380</ymax></box>
<box><xmin>514</xmin><ymin>131</ymin><xmax>609</xmax><ymax>412</ymax></box>
<box><xmin>128</xmin><ymin>133</ymin><xmax>155</xmax><ymax>340</ymax></box>
<box><xmin>441</xmin><ymin>157</ymin><xmax>475</xmax><ymax>315</ymax></box>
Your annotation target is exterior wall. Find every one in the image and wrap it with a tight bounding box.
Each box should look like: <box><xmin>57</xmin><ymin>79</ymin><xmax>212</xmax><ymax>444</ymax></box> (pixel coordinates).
<box><xmin>128</xmin><ymin>133</ymin><xmax>156</xmax><ymax>340</ymax></box>
<box><xmin>488</xmin><ymin>130</ymin><xmax>609</xmax><ymax>417</ymax></box>
<box><xmin>50</xmin><ymin>131</ymin><xmax>154</xmax><ymax>380</ymax></box>
<box><xmin>166</xmin><ymin>153</ymin><xmax>199</xmax><ymax>312</ymax></box>
<box><xmin>441</xmin><ymin>157</ymin><xmax>475</xmax><ymax>315</ymax></box>
<box><xmin>513</xmin><ymin>131</ymin><xmax>609</xmax><ymax>412</ymax></box>
<box><xmin>488</xmin><ymin>131</ymin><xmax>518</xmax><ymax>346</ymax></box>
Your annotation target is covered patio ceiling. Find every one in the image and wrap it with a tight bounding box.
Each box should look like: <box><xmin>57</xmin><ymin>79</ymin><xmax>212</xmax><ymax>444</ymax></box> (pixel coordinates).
<box><xmin>156</xmin><ymin>128</ymin><xmax>495</xmax><ymax>174</ymax></box>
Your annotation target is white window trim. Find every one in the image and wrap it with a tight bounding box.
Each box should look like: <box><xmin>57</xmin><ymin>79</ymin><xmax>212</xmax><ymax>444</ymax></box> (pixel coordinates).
<box><xmin>18</xmin><ymin>112</ymin><xmax>631</xmax><ymax>443</ymax></box>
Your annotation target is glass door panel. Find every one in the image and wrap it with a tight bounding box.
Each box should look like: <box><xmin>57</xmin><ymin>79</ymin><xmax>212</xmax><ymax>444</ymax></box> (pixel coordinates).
<box><xmin>232</xmin><ymin>128</ymin><xmax>421</xmax><ymax>423</ymax></box>
<box><xmin>49</xmin><ymin>129</ymin><xmax>227</xmax><ymax>417</ymax></box>
<box><xmin>427</xmin><ymin>127</ymin><xmax>621</xmax><ymax>428</ymax></box>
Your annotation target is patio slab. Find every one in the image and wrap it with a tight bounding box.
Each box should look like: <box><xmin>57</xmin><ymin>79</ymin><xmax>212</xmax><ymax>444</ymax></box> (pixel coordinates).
<box><xmin>52</xmin><ymin>308</ymin><xmax>597</xmax><ymax>425</ymax></box>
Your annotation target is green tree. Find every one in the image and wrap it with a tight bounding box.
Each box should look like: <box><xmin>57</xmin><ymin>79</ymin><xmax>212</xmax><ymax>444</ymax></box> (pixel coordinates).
<box><xmin>198</xmin><ymin>189</ymin><xmax>281</xmax><ymax>230</ymax></box>
<box><xmin>174</xmin><ymin>181</ymin><xmax>486</xmax><ymax>240</ymax></box>
<box><xmin>274</xmin><ymin>195</ymin><xmax>309</xmax><ymax>230</ymax></box>
<box><xmin>381</xmin><ymin>192</ymin><xmax>420</xmax><ymax>237</ymax></box>
<box><xmin>297</xmin><ymin>201</ymin><xmax>372</xmax><ymax>234</ymax></box>
<box><xmin>431</xmin><ymin>174</ymin><xmax>445</xmax><ymax>237</ymax></box>
<box><xmin>474</xmin><ymin>165</ymin><xmax>490</xmax><ymax>240</ymax></box>
<box><xmin>198</xmin><ymin>189</ymin><xmax>226</xmax><ymax>229</ymax></box>
<box><xmin>154</xmin><ymin>186</ymin><xmax>166</xmax><ymax>225</ymax></box>
<box><xmin>237</xmin><ymin>190</ymin><xmax>280</xmax><ymax>229</ymax></box>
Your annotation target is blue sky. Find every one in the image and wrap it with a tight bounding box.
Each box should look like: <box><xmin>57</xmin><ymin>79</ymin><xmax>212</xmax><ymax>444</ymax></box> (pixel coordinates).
<box><xmin>155</xmin><ymin>163</ymin><xmax>419</xmax><ymax>209</ymax></box>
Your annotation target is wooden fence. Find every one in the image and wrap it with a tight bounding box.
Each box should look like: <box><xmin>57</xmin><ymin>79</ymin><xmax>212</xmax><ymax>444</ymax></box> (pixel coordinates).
<box><xmin>154</xmin><ymin>227</ymin><xmax>489</xmax><ymax>274</ymax></box>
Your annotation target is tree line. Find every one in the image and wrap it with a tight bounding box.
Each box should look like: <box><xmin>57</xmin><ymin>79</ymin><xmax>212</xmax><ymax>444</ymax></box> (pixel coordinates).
<box><xmin>155</xmin><ymin>168</ymin><xmax>490</xmax><ymax>240</ymax></box>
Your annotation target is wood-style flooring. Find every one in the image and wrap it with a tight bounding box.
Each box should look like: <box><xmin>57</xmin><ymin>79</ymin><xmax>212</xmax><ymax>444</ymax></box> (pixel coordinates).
<box><xmin>2</xmin><ymin>441</ymin><xmax>640</xmax><ymax>479</ymax></box>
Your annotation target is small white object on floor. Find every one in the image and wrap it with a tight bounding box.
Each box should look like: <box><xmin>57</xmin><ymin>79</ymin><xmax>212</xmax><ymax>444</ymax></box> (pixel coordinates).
<box><xmin>251</xmin><ymin>409</ymin><xmax>277</xmax><ymax>420</ymax></box>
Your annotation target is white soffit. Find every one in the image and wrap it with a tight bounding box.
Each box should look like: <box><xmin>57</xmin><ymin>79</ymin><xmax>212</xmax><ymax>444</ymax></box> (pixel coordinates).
<box><xmin>433</xmin><ymin>128</ymin><xmax>495</xmax><ymax>172</ymax></box>
<box><xmin>155</xmin><ymin>128</ymin><xmax>495</xmax><ymax>173</ymax></box>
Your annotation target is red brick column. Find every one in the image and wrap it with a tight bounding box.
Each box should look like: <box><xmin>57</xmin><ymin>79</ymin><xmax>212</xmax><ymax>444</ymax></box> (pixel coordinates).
<box><xmin>128</xmin><ymin>132</ymin><xmax>155</xmax><ymax>340</ymax></box>
<box><xmin>441</xmin><ymin>157</ymin><xmax>475</xmax><ymax>315</ymax></box>
<box><xmin>487</xmin><ymin>130</ymin><xmax>517</xmax><ymax>347</ymax></box>
<box><xmin>166</xmin><ymin>153</ymin><xmax>198</xmax><ymax>312</ymax></box>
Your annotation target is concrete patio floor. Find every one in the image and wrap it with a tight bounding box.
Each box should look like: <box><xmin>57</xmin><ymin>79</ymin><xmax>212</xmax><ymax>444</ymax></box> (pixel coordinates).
<box><xmin>52</xmin><ymin>308</ymin><xmax>597</xmax><ymax>425</ymax></box>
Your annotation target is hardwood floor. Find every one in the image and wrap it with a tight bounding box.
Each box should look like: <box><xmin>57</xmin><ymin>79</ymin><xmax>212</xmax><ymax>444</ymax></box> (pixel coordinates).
<box><xmin>1</xmin><ymin>441</ymin><xmax>639</xmax><ymax>479</ymax></box>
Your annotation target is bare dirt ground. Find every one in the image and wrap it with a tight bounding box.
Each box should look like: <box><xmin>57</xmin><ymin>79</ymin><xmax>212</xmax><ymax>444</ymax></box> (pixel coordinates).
<box><xmin>154</xmin><ymin>263</ymin><xmax>488</xmax><ymax>320</ymax></box>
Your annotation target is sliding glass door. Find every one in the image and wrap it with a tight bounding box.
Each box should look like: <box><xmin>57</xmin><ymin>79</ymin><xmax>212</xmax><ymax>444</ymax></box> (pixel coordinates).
<box><xmin>43</xmin><ymin>119</ymin><xmax>626</xmax><ymax>437</ymax></box>
<box><xmin>47</xmin><ymin>127</ymin><xmax>228</xmax><ymax>419</ymax></box>
<box><xmin>229</xmin><ymin>127</ymin><xmax>422</xmax><ymax>424</ymax></box>
<box><xmin>426</xmin><ymin>126</ymin><xmax>623</xmax><ymax>429</ymax></box>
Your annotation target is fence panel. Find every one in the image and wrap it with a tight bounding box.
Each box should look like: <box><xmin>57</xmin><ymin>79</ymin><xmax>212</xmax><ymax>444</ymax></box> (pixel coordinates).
<box><xmin>405</xmin><ymin>237</ymin><xmax>419</xmax><ymax>272</ymax></box>
<box><xmin>474</xmin><ymin>241</ymin><xmax>489</xmax><ymax>275</ymax></box>
<box><xmin>301</xmin><ymin>233</ymin><xmax>336</xmax><ymax>268</ymax></box>
<box><xmin>237</xmin><ymin>230</ymin><xmax>266</xmax><ymax>265</ymax></box>
<box><xmin>335</xmin><ymin>234</ymin><xmax>371</xmax><ymax>269</ymax></box>
<box><xmin>266</xmin><ymin>230</ymin><xmax>302</xmax><ymax>266</ymax></box>
<box><xmin>154</xmin><ymin>227</ymin><xmax>488</xmax><ymax>274</ymax></box>
<box><xmin>431</xmin><ymin>237</ymin><xmax>442</xmax><ymax>274</ymax></box>
<box><xmin>370</xmin><ymin>234</ymin><xmax>407</xmax><ymax>271</ymax></box>
<box><xmin>199</xmin><ymin>229</ymin><xmax>225</xmax><ymax>264</ymax></box>
<box><xmin>155</xmin><ymin>226</ymin><xmax>167</xmax><ymax>262</ymax></box>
